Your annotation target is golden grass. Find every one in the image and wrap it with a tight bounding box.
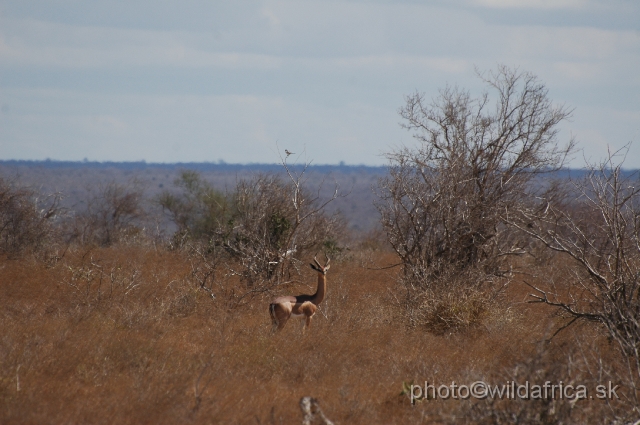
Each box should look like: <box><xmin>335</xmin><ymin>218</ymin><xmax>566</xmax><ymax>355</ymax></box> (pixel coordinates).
<box><xmin>0</xmin><ymin>247</ymin><xmax>627</xmax><ymax>424</ymax></box>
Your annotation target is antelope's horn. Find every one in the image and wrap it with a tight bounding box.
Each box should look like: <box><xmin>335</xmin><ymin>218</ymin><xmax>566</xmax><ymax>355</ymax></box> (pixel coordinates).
<box><xmin>324</xmin><ymin>252</ymin><xmax>330</xmax><ymax>266</ymax></box>
<box><xmin>313</xmin><ymin>253</ymin><xmax>322</xmax><ymax>268</ymax></box>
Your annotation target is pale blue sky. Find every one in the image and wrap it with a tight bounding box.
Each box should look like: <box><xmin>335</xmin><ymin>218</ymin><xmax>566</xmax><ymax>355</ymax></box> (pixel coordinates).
<box><xmin>1</xmin><ymin>0</ymin><xmax>639</xmax><ymax>166</ymax></box>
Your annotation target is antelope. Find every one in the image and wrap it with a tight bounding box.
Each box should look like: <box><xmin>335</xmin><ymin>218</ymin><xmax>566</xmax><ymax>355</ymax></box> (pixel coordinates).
<box><xmin>269</xmin><ymin>254</ymin><xmax>330</xmax><ymax>332</ymax></box>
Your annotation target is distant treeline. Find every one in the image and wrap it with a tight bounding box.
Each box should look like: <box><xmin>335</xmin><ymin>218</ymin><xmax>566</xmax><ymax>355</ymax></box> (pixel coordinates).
<box><xmin>2</xmin><ymin>160</ymin><xmax>637</xmax><ymax>178</ymax></box>
<box><xmin>0</xmin><ymin>159</ymin><xmax>388</xmax><ymax>175</ymax></box>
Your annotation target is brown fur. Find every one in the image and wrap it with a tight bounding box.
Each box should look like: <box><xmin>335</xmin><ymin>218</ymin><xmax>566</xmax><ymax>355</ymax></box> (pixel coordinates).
<box><xmin>269</xmin><ymin>256</ymin><xmax>330</xmax><ymax>332</ymax></box>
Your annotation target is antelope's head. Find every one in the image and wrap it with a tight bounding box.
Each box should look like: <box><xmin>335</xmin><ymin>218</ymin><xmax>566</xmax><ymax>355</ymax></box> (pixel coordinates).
<box><xmin>309</xmin><ymin>253</ymin><xmax>331</xmax><ymax>275</ymax></box>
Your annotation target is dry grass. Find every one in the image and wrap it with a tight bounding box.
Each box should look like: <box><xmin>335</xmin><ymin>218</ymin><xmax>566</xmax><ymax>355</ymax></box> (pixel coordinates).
<box><xmin>0</xmin><ymin>247</ymin><xmax>630</xmax><ymax>424</ymax></box>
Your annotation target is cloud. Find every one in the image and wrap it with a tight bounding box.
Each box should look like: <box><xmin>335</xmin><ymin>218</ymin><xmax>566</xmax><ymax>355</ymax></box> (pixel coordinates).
<box><xmin>0</xmin><ymin>88</ymin><xmax>397</xmax><ymax>164</ymax></box>
<box><xmin>0</xmin><ymin>0</ymin><xmax>638</xmax><ymax>167</ymax></box>
<box><xmin>470</xmin><ymin>0</ymin><xmax>589</xmax><ymax>9</ymax></box>
<box><xmin>506</xmin><ymin>26</ymin><xmax>640</xmax><ymax>62</ymax></box>
<box><xmin>0</xmin><ymin>18</ymin><xmax>285</xmax><ymax>70</ymax></box>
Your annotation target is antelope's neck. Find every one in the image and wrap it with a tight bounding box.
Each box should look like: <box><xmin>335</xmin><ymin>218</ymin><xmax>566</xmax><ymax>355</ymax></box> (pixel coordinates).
<box><xmin>312</xmin><ymin>273</ymin><xmax>326</xmax><ymax>305</ymax></box>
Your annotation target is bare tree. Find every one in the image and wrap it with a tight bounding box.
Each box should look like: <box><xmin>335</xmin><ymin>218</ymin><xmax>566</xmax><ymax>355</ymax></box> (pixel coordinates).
<box><xmin>508</xmin><ymin>147</ymin><xmax>640</xmax><ymax>410</ymax></box>
<box><xmin>74</xmin><ymin>180</ymin><xmax>147</xmax><ymax>246</ymax></box>
<box><xmin>0</xmin><ymin>178</ymin><xmax>61</xmax><ymax>258</ymax></box>
<box><xmin>376</xmin><ymin>65</ymin><xmax>575</xmax><ymax>287</ymax></box>
<box><xmin>222</xmin><ymin>155</ymin><xmax>344</xmax><ymax>287</ymax></box>
<box><xmin>160</xmin><ymin>157</ymin><xmax>345</xmax><ymax>300</ymax></box>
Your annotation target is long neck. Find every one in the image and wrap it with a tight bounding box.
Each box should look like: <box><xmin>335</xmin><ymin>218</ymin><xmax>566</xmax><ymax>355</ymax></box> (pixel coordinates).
<box><xmin>312</xmin><ymin>272</ymin><xmax>327</xmax><ymax>305</ymax></box>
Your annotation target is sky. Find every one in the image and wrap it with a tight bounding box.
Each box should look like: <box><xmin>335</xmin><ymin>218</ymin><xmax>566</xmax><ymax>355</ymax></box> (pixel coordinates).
<box><xmin>0</xmin><ymin>0</ymin><xmax>639</xmax><ymax>167</ymax></box>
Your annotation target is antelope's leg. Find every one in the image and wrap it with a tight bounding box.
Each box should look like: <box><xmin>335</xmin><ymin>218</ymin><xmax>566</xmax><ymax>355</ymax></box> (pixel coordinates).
<box><xmin>270</xmin><ymin>303</ymin><xmax>291</xmax><ymax>332</ymax></box>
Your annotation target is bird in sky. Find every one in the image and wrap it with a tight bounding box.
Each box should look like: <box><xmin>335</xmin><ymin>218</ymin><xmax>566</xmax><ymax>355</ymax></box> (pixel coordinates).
<box><xmin>285</xmin><ymin>149</ymin><xmax>294</xmax><ymax>157</ymax></box>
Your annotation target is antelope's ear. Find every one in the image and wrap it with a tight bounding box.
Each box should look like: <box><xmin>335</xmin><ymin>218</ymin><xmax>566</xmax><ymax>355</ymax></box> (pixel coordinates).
<box><xmin>325</xmin><ymin>264</ymin><xmax>331</xmax><ymax>271</ymax></box>
<box><xmin>310</xmin><ymin>263</ymin><xmax>318</xmax><ymax>271</ymax></box>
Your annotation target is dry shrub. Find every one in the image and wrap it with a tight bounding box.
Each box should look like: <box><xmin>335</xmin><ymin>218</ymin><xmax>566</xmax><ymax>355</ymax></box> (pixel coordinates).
<box><xmin>160</xmin><ymin>167</ymin><xmax>345</xmax><ymax>306</ymax></box>
<box><xmin>451</xmin><ymin>342</ymin><xmax>587</xmax><ymax>424</ymax></box>
<box><xmin>413</xmin><ymin>287</ymin><xmax>490</xmax><ymax>335</ymax></box>
<box><xmin>71</xmin><ymin>179</ymin><xmax>148</xmax><ymax>247</ymax></box>
<box><xmin>157</xmin><ymin>169</ymin><xmax>229</xmax><ymax>244</ymax></box>
<box><xmin>223</xmin><ymin>173</ymin><xmax>343</xmax><ymax>286</ymax></box>
<box><xmin>446</xmin><ymin>327</ymin><xmax>634</xmax><ymax>424</ymax></box>
<box><xmin>377</xmin><ymin>66</ymin><xmax>574</xmax><ymax>282</ymax></box>
<box><xmin>0</xmin><ymin>177</ymin><xmax>61</xmax><ymax>258</ymax></box>
<box><xmin>406</xmin><ymin>271</ymin><xmax>507</xmax><ymax>335</ymax></box>
<box><xmin>64</xmin><ymin>251</ymin><xmax>144</xmax><ymax>306</ymax></box>
<box><xmin>376</xmin><ymin>66</ymin><xmax>575</xmax><ymax>336</ymax></box>
<box><xmin>166</xmin><ymin>288</ymin><xmax>198</xmax><ymax>317</ymax></box>
<box><xmin>396</xmin><ymin>320</ymin><xmax>629</xmax><ymax>424</ymax></box>
<box><xmin>509</xmin><ymin>150</ymin><xmax>640</xmax><ymax>412</ymax></box>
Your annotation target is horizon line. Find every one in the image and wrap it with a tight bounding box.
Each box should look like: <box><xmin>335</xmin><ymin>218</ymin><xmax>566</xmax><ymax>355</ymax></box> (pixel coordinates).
<box><xmin>0</xmin><ymin>158</ymin><xmax>387</xmax><ymax>168</ymax></box>
<box><xmin>1</xmin><ymin>159</ymin><xmax>638</xmax><ymax>173</ymax></box>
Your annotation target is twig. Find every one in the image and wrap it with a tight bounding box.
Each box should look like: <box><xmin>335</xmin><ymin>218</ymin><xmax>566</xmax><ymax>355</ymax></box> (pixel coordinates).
<box><xmin>363</xmin><ymin>262</ymin><xmax>403</xmax><ymax>270</ymax></box>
